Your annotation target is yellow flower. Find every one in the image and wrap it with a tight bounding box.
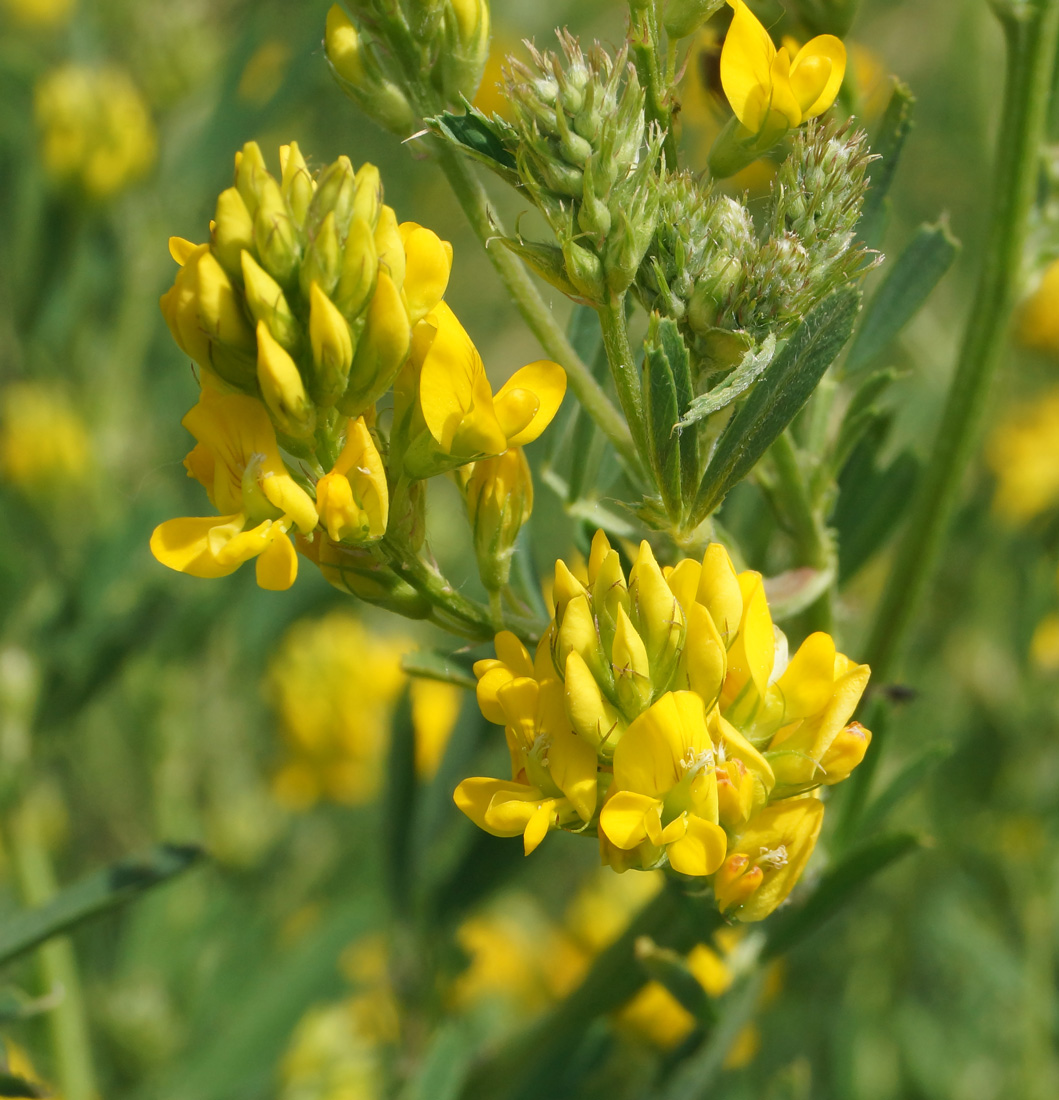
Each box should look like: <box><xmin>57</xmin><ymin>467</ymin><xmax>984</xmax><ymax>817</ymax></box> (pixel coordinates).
<box><xmin>410</xmin><ymin>677</ymin><xmax>462</xmax><ymax>778</ymax></box>
<box><xmin>456</xmin><ymin>531</ymin><xmax>870</xmax><ymax>920</ymax></box>
<box><xmin>986</xmin><ymin>391</ymin><xmax>1059</xmax><ymax>522</ymax></box>
<box><xmin>315</xmin><ymin>416</ymin><xmax>389</xmax><ymax>544</ymax></box>
<box><xmin>395</xmin><ymin>302</ymin><xmax>566</xmax><ymax>479</ymax></box>
<box><xmin>2</xmin><ymin>0</ymin><xmax>74</xmax><ymax>26</ymax></box>
<box><xmin>149</xmin><ymin>389</ymin><xmax>318</xmax><ymax>591</ymax></box>
<box><xmin>1018</xmin><ymin>257</ymin><xmax>1059</xmax><ymax>353</ymax></box>
<box><xmin>0</xmin><ymin>382</ymin><xmax>89</xmax><ymax>489</ymax></box>
<box><xmin>720</xmin><ymin>1</ymin><xmax>845</xmax><ymax>139</ymax></box>
<box><xmin>35</xmin><ymin>65</ymin><xmax>155</xmax><ymax>199</ymax></box>
<box><xmin>712</xmin><ymin>797</ymin><xmax>824</xmax><ymax>920</ymax></box>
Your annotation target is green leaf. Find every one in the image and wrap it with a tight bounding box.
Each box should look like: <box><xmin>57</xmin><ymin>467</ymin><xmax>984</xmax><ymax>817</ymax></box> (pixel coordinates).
<box><xmin>401</xmin><ymin>649</ymin><xmax>476</xmax><ymax>689</ymax></box>
<box><xmin>677</xmin><ymin>336</ymin><xmax>775</xmax><ymax>428</ymax></box>
<box><xmin>425</xmin><ymin>108</ymin><xmax>519</xmax><ymax>184</ymax></box>
<box><xmin>858</xmin><ymin>81</ymin><xmax>915</xmax><ymax>249</ymax></box>
<box><xmin>383</xmin><ymin>687</ymin><xmax>417</xmax><ymax>910</ymax></box>
<box><xmin>857</xmin><ymin>742</ymin><xmax>951</xmax><ymax>839</ymax></box>
<box><xmin>634</xmin><ymin>936</ymin><xmax>716</xmax><ymax>1026</ymax></box>
<box><xmin>0</xmin><ymin>843</ymin><xmax>202</xmax><ymax>968</ymax></box>
<box><xmin>643</xmin><ymin>318</ymin><xmax>685</xmax><ymax>518</ymax></box>
<box><xmin>763</xmin><ymin>832</ymin><xmax>922</xmax><ymax>960</ymax></box>
<box><xmin>845</xmin><ymin>221</ymin><xmax>960</xmax><ymax>374</ymax></box>
<box><xmin>401</xmin><ymin>1023</ymin><xmax>472</xmax><ymax>1100</ymax></box>
<box><xmin>692</xmin><ymin>288</ymin><xmax>860</xmax><ymax>524</ymax></box>
<box><xmin>659</xmin><ymin>319</ymin><xmax>700</xmax><ymax>506</ymax></box>
<box><xmin>834</xmin><ymin>419</ymin><xmax>919</xmax><ymax>583</ymax></box>
<box><xmin>831</xmin><ymin>366</ymin><xmax>902</xmax><ymax>474</ymax></box>
<box><xmin>0</xmin><ymin>1072</ymin><xmax>45</xmax><ymax>1098</ymax></box>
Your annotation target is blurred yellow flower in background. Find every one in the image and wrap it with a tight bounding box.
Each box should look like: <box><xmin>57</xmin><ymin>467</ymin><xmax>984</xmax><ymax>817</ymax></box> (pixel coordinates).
<box><xmin>1</xmin><ymin>0</ymin><xmax>73</xmax><ymax>28</ymax></box>
<box><xmin>35</xmin><ymin>64</ymin><xmax>156</xmax><ymax>199</ymax></box>
<box><xmin>268</xmin><ymin>612</ymin><xmax>462</xmax><ymax>808</ymax></box>
<box><xmin>1018</xmin><ymin>258</ymin><xmax>1059</xmax><ymax>353</ymax></box>
<box><xmin>986</xmin><ymin>391</ymin><xmax>1059</xmax><ymax>522</ymax></box>
<box><xmin>278</xmin><ymin>1000</ymin><xmax>383</xmax><ymax>1100</ymax></box>
<box><xmin>0</xmin><ymin>382</ymin><xmax>89</xmax><ymax>489</ymax></box>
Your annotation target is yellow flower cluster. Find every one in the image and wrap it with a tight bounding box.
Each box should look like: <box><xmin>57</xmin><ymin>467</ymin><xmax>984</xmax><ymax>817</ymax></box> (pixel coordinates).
<box><xmin>267</xmin><ymin>611</ymin><xmax>462</xmax><ymax>809</ymax></box>
<box><xmin>0</xmin><ymin>382</ymin><xmax>89</xmax><ymax>489</ymax></box>
<box><xmin>151</xmin><ymin>142</ymin><xmax>565</xmax><ymax>597</ymax></box>
<box><xmin>986</xmin><ymin>391</ymin><xmax>1059</xmax><ymax>523</ymax></box>
<box><xmin>35</xmin><ymin>65</ymin><xmax>155</xmax><ymax>199</ymax></box>
<box><xmin>456</xmin><ymin>532</ymin><xmax>871</xmax><ymax>921</ymax></box>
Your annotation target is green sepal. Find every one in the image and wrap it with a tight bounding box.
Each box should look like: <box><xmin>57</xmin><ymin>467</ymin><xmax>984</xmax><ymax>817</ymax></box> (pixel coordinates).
<box><xmin>845</xmin><ymin>220</ymin><xmax>960</xmax><ymax>374</ymax></box>
<box><xmin>691</xmin><ymin>287</ymin><xmax>861</xmax><ymax>525</ymax></box>
<box><xmin>400</xmin><ymin>649</ymin><xmax>477</xmax><ymax>689</ymax></box>
<box><xmin>425</xmin><ymin>106</ymin><xmax>520</xmax><ymax>185</ymax></box>
<box><xmin>499</xmin><ymin>237</ymin><xmax>582</xmax><ymax>299</ymax></box>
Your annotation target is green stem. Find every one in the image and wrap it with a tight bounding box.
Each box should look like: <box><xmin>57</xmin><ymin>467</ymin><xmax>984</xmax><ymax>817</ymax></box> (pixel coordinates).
<box><xmin>596</xmin><ymin>297</ymin><xmax>652</xmax><ymax>474</ymax></box>
<box><xmin>770</xmin><ymin>431</ymin><xmax>835</xmax><ymax>632</ymax></box>
<box><xmin>433</xmin><ymin>146</ymin><xmax>643</xmax><ymax>479</ymax></box>
<box><xmin>854</xmin><ymin>0</ymin><xmax>1059</xmax><ymax>800</ymax></box>
<box><xmin>382</xmin><ymin>536</ymin><xmax>542</xmax><ymax>644</ymax></box>
<box><xmin>6</xmin><ymin>799</ymin><xmax>96</xmax><ymax>1100</ymax></box>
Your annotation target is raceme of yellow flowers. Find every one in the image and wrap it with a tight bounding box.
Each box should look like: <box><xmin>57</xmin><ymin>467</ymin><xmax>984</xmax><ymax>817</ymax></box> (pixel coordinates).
<box><xmin>150</xmin><ymin>141</ymin><xmax>565</xmax><ymax>596</ymax></box>
<box><xmin>455</xmin><ymin>531</ymin><xmax>871</xmax><ymax>922</ymax></box>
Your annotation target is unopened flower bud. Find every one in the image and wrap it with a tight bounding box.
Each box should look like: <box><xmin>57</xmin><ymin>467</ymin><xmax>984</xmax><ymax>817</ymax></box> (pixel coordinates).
<box><xmin>438</xmin><ymin>0</ymin><xmax>491</xmax><ymax>104</ymax></box>
<box><xmin>212</xmin><ymin>187</ymin><xmax>255</xmax><ymax>281</ymax></box>
<box><xmin>279</xmin><ymin>141</ymin><xmax>315</xmax><ymax>224</ymax></box>
<box><xmin>241</xmin><ymin>251</ymin><xmax>301</xmax><ymax>351</ymax></box>
<box><xmin>253</xmin><ymin>176</ymin><xmax>300</xmax><ymax>285</ymax></box>
<box><xmin>341</xmin><ymin>269</ymin><xmax>411</xmax><ymax>416</ymax></box>
<box><xmin>256</xmin><ymin>321</ymin><xmax>315</xmax><ymax>438</ymax></box>
<box><xmin>309</xmin><ymin>281</ymin><xmax>355</xmax><ymax>405</ymax></box>
<box><xmin>333</xmin><ymin>216</ymin><xmax>378</xmax><ymax>319</ymax></box>
<box><xmin>234</xmin><ymin>140</ymin><xmax>271</xmax><ymax>217</ymax></box>
<box><xmin>462</xmin><ymin>447</ymin><xmax>533</xmax><ymax>592</ymax></box>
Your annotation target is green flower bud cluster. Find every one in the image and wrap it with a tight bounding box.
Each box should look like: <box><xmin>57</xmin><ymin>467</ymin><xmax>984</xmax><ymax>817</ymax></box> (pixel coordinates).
<box><xmin>501</xmin><ymin>32</ymin><xmax>665</xmax><ymax>303</ymax></box>
<box><xmin>635</xmin><ymin>121</ymin><xmax>873</xmax><ymax>373</ymax></box>
<box><xmin>324</xmin><ymin>1</ymin><xmax>490</xmax><ymax>136</ymax></box>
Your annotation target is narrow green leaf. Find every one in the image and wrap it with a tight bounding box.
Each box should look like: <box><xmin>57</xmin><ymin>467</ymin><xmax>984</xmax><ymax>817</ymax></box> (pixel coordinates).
<box><xmin>401</xmin><ymin>649</ymin><xmax>476</xmax><ymax>689</ymax></box>
<box><xmin>659</xmin><ymin>320</ymin><xmax>700</xmax><ymax>505</ymax></box>
<box><xmin>383</xmin><ymin>687</ymin><xmax>417</xmax><ymax>910</ymax></box>
<box><xmin>762</xmin><ymin>832</ymin><xmax>922</xmax><ymax>959</ymax></box>
<box><xmin>857</xmin><ymin>743</ymin><xmax>951</xmax><ymax>839</ymax></box>
<box><xmin>0</xmin><ymin>1072</ymin><xmax>44</xmax><ymax>1098</ymax></box>
<box><xmin>425</xmin><ymin>109</ymin><xmax>519</xmax><ymax>184</ymax></box>
<box><xmin>643</xmin><ymin>320</ymin><xmax>683</xmax><ymax>517</ymax></box>
<box><xmin>401</xmin><ymin>1023</ymin><xmax>472</xmax><ymax>1100</ymax></box>
<box><xmin>0</xmin><ymin>844</ymin><xmax>202</xmax><ymax>968</ymax></box>
<box><xmin>693</xmin><ymin>288</ymin><xmax>860</xmax><ymax>524</ymax></box>
<box><xmin>677</xmin><ymin>336</ymin><xmax>775</xmax><ymax>428</ymax></box>
<box><xmin>634</xmin><ymin>936</ymin><xmax>716</xmax><ymax>1026</ymax></box>
<box><xmin>845</xmin><ymin>221</ymin><xmax>960</xmax><ymax>374</ymax></box>
<box><xmin>858</xmin><ymin>81</ymin><xmax>916</xmax><ymax>248</ymax></box>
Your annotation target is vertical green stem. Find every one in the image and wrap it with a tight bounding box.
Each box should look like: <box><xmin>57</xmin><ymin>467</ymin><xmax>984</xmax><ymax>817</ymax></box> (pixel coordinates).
<box><xmin>433</xmin><ymin>146</ymin><xmax>644</xmax><ymax>480</ymax></box>
<box><xmin>6</xmin><ymin>799</ymin><xmax>97</xmax><ymax>1100</ymax></box>
<box><xmin>852</xmin><ymin>0</ymin><xmax>1059</xmax><ymax>808</ymax></box>
<box><xmin>597</xmin><ymin>297</ymin><xmax>652</xmax><ymax>474</ymax></box>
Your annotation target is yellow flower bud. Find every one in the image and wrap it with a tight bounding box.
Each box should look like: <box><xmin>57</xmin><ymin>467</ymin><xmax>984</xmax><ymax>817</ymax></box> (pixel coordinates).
<box><xmin>462</xmin><ymin>447</ymin><xmax>533</xmax><ymax>592</ymax></box>
<box><xmin>342</xmin><ymin>269</ymin><xmax>411</xmax><ymax>416</ymax></box>
<box><xmin>253</xmin><ymin>176</ymin><xmax>300</xmax><ymax>285</ymax></box>
<box><xmin>564</xmin><ymin>650</ymin><xmax>624</xmax><ymax>755</ymax></box>
<box><xmin>279</xmin><ymin>141</ymin><xmax>314</xmax><ymax>225</ymax></box>
<box><xmin>309</xmin><ymin>281</ymin><xmax>355</xmax><ymax>405</ymax></box>
<box><xmin>353</xmin><ymin>164</ymin><xmax>382</xmax><ymax>230</ymax></box>
<box><xmin>234</xmin><ymin>140</ymin><xmax>270</xmax><ymax>217</ymax></box>
<box><xmin>612</xmin><ymin>606</ymin><xmax>653</xmax><ymax>717</ymax></box>
<box><xmin>325</xmin><ymin>4</ymin><xmax>366</xmax><ymax>86</ymax></box>
<box><xmin>256</xmin><ymin>321</ymin><xmax>315</xmax><ymax>438</ymax></box>
<box><xmin>211</xmin><ymin>186</ymin><xmax>255</xmax><ymax>280</ymax></box>
<box><xmin>333</xmin><ymin>215</ymin><xmax>378</xmax><ymax>319</ymax></box>
<box><xmin>315</xmin><ymin>416</ymin><xmax>388</xmax><ymax>543</ymax></box>
<box><xmin>399</xmin><ymin>221</ymin><xmax>453</xmax><ymax>325</ymax></box>
<box><xmin>241</xmin><ymin>250</ymin><xmax>300</xmax><ymax>351</ymax></box>
<box><xmin>374</xmin><ymin>205</ymin><xmax>406</xmax><ymax>293</ymax></box>
<box><xmin>301</xmin><ymin>211</ymin><xmax>343</xmax><ymax>301</ymax></box>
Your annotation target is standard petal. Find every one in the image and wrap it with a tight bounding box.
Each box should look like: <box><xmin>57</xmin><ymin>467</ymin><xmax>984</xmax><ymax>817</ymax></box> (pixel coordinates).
<box><xmin>720</xmin><ymin>0</ymin><xmax>777</xmax><ymax>129</ymax></box>
<box><xmin>494</xmin><ymin>360</ymin><xmax>567</xmax><ymax>447</ymax></box>
<box><xmin>791</xmin><ymin>34</ymin><xmax>846</xmax><ymax>119</ymax></box>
